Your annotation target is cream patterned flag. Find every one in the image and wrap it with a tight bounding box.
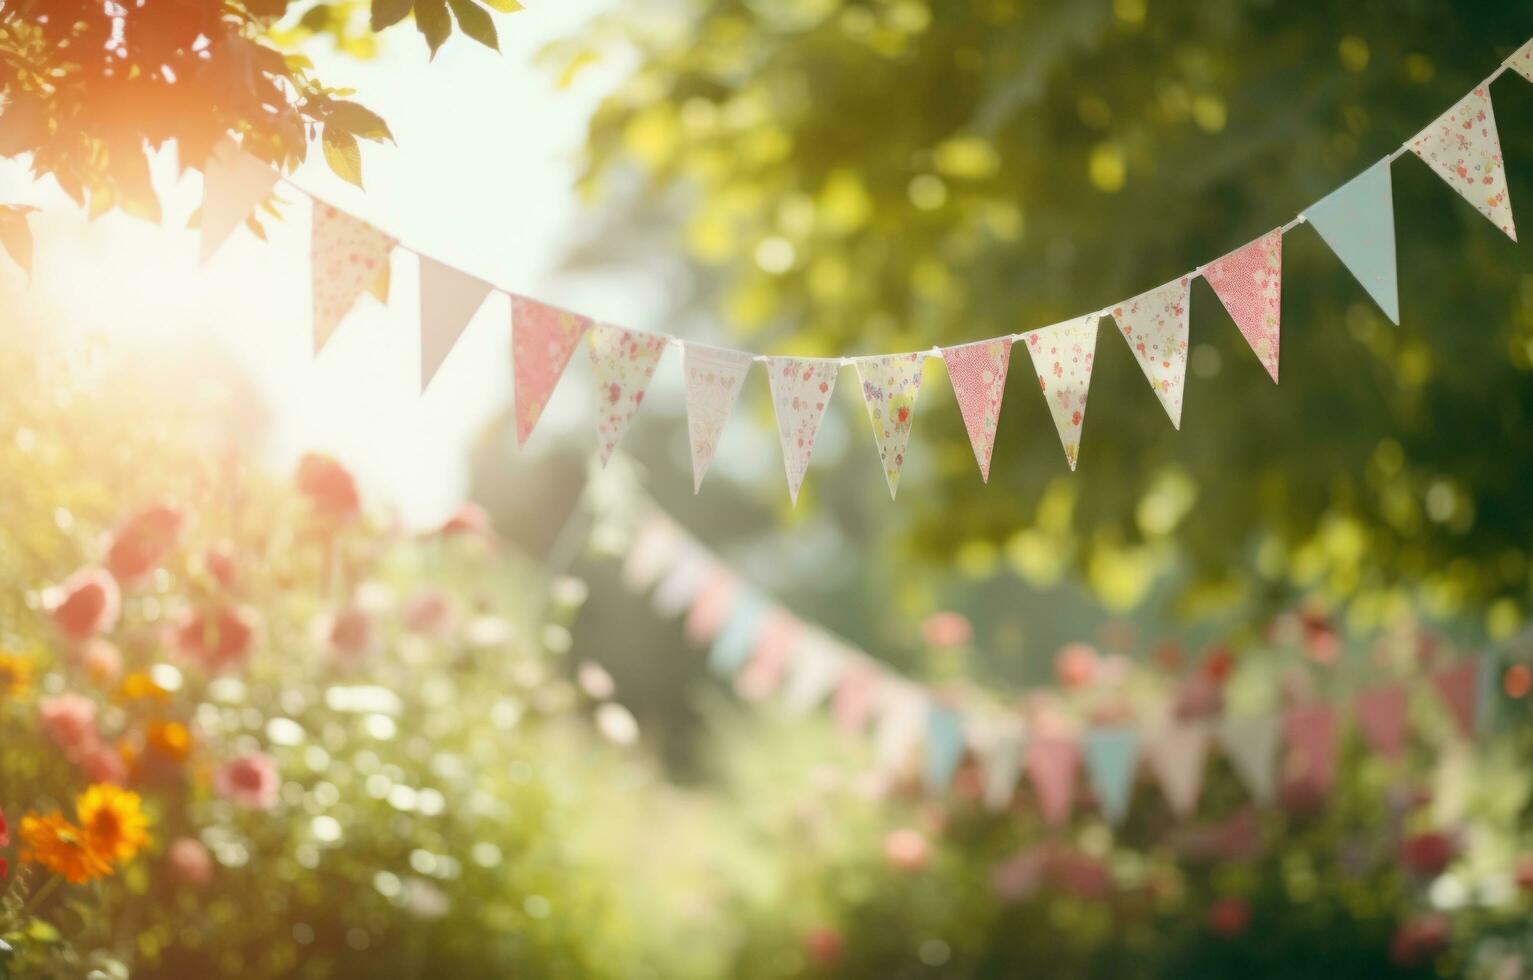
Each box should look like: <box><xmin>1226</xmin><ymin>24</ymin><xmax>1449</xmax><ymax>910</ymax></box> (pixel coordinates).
<box><xmin>1020</xmin><ymin>315</ymin><xmax>1099</xmax><ymax>470</ymax></box>
<box><xmin>311</xmin><ymin>202</ymin><xmax>396</xmax><ymax>354</ymax></box>
<box><xmin>587</xmin><ymin>324</ymin><xmax>668</xmax><ymax>466</ymax></box>
<box><xmin>941</xmin><ymin>338</ymin><xmax>1012</xmax><ymax>482</ymax></box>
<box><xmin>1112</xmin><ymin>276</ymin><xmax>1191</xmax><ymax>428</ymax></box>
<box><xmin>200</xmin><ymin>139</ymin><xmax>280</xmax><ymax>263</ymax></box>
<box><xmin>512</xmin><ymin>295</ymin><xmax>592</xmax><ymax>447</ymax></box>
<box><xmin>766</xmin><ymin>357</ymin><xmax>840</xmax><ymax>505</ymax></box>
<box><xmin>1508</xmin><ymin>37</ymin><xmax>1533</xmax><ymax>83</ymax></box>
<box><xmin>854</xmin><ymin>353</ymin><xmax>925</xmax><ymax>499</ymax></box>
<box><xmin>1203</xmin><ymin>229</ymin><xmax>1282</xmax><ymax>383</ymax></box>
<box><xmin>1409</xmin><ymin>86</ymin><xmax>1516</xmax><ymax>241</ymax></box>
<box><xmin>1144</xmin><ymin>722</ymin><xmax>1210</xmax><ymax>819</ymax></box>
<box><xmin>682</xmin><ymin>344</ymin><xmax>754</xmax><ymax>493</ymax></box>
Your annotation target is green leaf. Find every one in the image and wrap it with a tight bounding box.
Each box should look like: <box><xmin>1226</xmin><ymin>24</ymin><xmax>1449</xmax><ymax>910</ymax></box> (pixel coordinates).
<box><xmin>414</xmin><ymin>0</ymin><xmax>452</xmax><ymax>57</ymax></box>
<box><xmin>447</xmin><ymin>0</ymin><xmax>498</xmax><ymax>50</ymax></box>
<box><xmin>370</xmin><ymin>0</ymin><xmax>413</xmax><ymax>31</ymax></box>
<box><xmin>0</xmin><ymin>206</ymin><xmax>35</xmax><ymax>273</ymax></box>
<box><xmin>325</xmin><ymin>100</ymin><xmax>395</xmax><ymax>143</ymax></box>
<box><xmin>479</xmin><ymin>0</ymin><xmax>522</xmax><ymax>12</ymax></box>
<box><xmin>321</xmin><ymin>128</ymin><xmax>364</xmax><ymax>187</ymax></box>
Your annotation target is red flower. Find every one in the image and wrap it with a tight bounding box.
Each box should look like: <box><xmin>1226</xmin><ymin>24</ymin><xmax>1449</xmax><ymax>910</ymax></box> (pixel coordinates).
<box><xmin>920</xmin><ymin>612</ymin><xmax>972</xmax><ymax>649</ymax></box>
<box><xmin>296</xmin><ymin>453</ymin><xmax>361</xmax><ymax>520</ymax></box>
<box><xmin>1201</xmin><ymin>646</ymin><xmax>1235</xmax><ymax>684</ymax></box>
<box><xmin>103</xmin><ymin>503</ymin><xmax>184</xmax><ymax>584</ymax></box>
<box><xmin>1054</xmin><ymin>643</ymin><xmax>1098</xmax><ymax>689</ymax></box>
<box><xmin>1400</xmin><ymin>831</ymin><xmax>1455</xmax><ymax>878</ymax></box>
<box><xmin>1390</xmin><ymin>914</ymin><xmax>1449</xmax><ymax>968</ymax></box>
<box><xmin>46</xmin><ymin>567</ymin><xmax>121</xmax><ymax>641</ymax></box>
<box><xmin>0</xmin><ymin>802</ymin><xmax>9</xmax><ymax>847</ymax></box>
<box><xmin>215</xmin><ymin>753</ymin><xmax>280</xmax><ymax>810</ymax></box>
<box><xmin>1207</xmin><ymin>897</ymin><xmax>1251</xmax><ymax>937</ymax></box>
<box><xmin>883</xmin><ymin>828</ymin><xmax>929</xmax><ymax>873</ymax></box>
<box><xmin>176</xmin><ymin>606</ymin><xmax>259</xmax><ymax>674</ymax></box>
<box><xmin>803</xmin><ymin>926</ymin><xmax>843</xmax><ymax>968</ymax></box>
<box><xmin>328</xmin><ymin>605</ymin><xmax>374</xmax><ymax>660</ymax></box>
<box><xmin>202</xmin><ymin>542</ymin><xmax>239</xmax><ymax>590</ymax></box>
<box><xmin>1515</xmin><ymin>854</ymin><xmax>1533</xmax><ymax>893</ymax></box>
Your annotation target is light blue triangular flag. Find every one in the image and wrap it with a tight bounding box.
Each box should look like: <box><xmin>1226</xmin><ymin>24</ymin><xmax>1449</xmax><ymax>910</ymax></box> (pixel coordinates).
<box><xmin>709</xmin><ymin>593</ymin><xmax>766</xmax><ymax>677</ymax></box>
<box><xmin>1303</xmin><ymin>159</ymin><xmax>1400</xmax><ymax>325</ymax></box>
<box><xmin>1082</xmin><ymin>727</ymin><xmax>1139</xmax><ymax>826</ymax></box>
<box><xmin>923</xmin><ymin>705</ymin><xmax>966</xmax><ymax>794</ymax></box>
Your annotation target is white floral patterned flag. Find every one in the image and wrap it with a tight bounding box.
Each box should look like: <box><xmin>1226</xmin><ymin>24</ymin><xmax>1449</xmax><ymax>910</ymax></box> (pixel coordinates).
<box><xmin>1409</xmin><ymin>86</ymin><xmax>1516</xmax><ymax>241</ymax></box>
<box><xmin>311</xmin><ymin>202</ymin><xmax>397</xmax><ymax>354</ymax></box>
<box><xmin>587</xmin><ymin>324</ymin><xmax>668</xmax><ymax>466</ymax></box>
<box><xmin>766</xmin><ymin>357</ymin><xmax>841</xmax><ymax>505</ymax></box>
<box><xmin>1203</xmin><ymin>229</ymin><xmax>1283</xmax><ymax>383</ymax></box>
<box><xmin>1144</xmin><ymin>722</ymin><xmax>1210</xmax><ymax>819</ymax></box>
<box><xmin>1218</xmin><ymin>714</ymin><xmax>1278</xmax><ymax>804</ymax></box>
<box><xmin>1020</xmin><ymin>315</ymin><xmax>1099</xmax><ymax>470</ymax></box>
<box><xmin>1112</xmin><ymin>277</ymin><xmax>1191</xmax><ymax>428</ymax></box>
<box><xmin>682</xmin><ymin>344</ymin><xmax>754</xmax><ymax>493</ymax></box>
<box><xmin>1508</xmin><ymin>37</ymin><xmax>1533</xmax><ymax>83</ymax></box>
<box><xmin>200</xmin><ymin>139</ymin><xmax>279</xmax><ymax>263</ymax></box>
<box><xmin>854</xmin><ymin>353</ymin><xmax>925</xmax><ymax>498</ymax></box>
<box><xmin>941</xmin><ymin>338</ymin><xmax>1012</xmax><ymax>482</ymax></box>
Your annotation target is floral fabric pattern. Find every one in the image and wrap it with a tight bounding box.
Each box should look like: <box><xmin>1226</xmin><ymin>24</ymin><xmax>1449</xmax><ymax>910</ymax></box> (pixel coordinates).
<box><xmin>311</xmin><ymin>203</ymin><xmax>396</xmax><ymax>354</ymax></box>
<box><xmin>766</xmin><ymin>357</ymin><xmax>840</xmax><ymax>505</ymax></box>
<box><xmin>1409</xmin><ymin>87</ymin><xmax>1516</xmax><ymax>241</ymax></box>
<box><xmin>940</xmin><ymin>338</ymin><xmax>1013</xmax><ymax>483</ymax></box>
<box><xmin>512</xmin><ymin>295</ymin><xmax>592</xmax><ymax>447</ymax></box>
<box><xmin>1021</xmin><ymin>315</ymin><xmax>1099</xmax><ymax>471</ymax></box>
<box><xmin>854</xmin><ymin>353</ymin><xmax>925</xmax><ymax>499</ymax></box>
<box><xmin>682</xmin><ymin>344</ymin><xmax>754</xmax><ymax>493</ymax></box>
<box><xmin>1203</xmin><ymin>229</ymin><xmax>1283</xmax><ymax>383</ymax></box>
<box><xmin>1111</xmin><ymin>277</ymin><xmax>1191</xmax><ymax>429</ymax></box>
<box><xmin>588</xmin><ymin>324</ymin><xmax>668</xmax><ymax>466</ymax></box>
<box><xmin>1509</xmin><ymin>37</ymin><xmax>1533</xmax><ymax>84</ymax></box>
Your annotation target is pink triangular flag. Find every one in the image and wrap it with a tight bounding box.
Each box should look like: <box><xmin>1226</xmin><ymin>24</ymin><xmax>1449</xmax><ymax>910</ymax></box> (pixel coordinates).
<box><xmin>512</xmin><ymin>295</ymin><xmax>592</xmax><ymax>447</ymax></box>
<box><xmin>765</xmin><ymin>357</ymin><xmax>840</xmax><ymax>505</ymax></box>
<box><xmin>682</xmin><ymin>344</ymin><xmax>754</xmax><ymax>493</ymax></box>
<box><xmin>1354</xmin><ymin>684</ymin><xmax>1409</xmax><ymax>760</ymax></box>
<box><xmin>1203</xmin><ymin>229</ymin><xmax>1283</xmax><ymax>383</ymax></box>
<box><xmin>782</xmin><ymin>632</ymin><xmax>846</xmax><ymax>716</ymax></box>
<box><xmin>833</xmin><ymin>665</ymin><xmax>876</xmax><ymax>735</ymax></box>
<box><xmin>1020</xmin><ymin>315</ymin><xmax>1099</xmax><ymax>470</ymax></box>
<box><xmin>587</xmin><ymin>324</ymin><xmax>668</xmax><ymax>466</ymax></box>
<box><xmin>682</xmin><ymin>573</ymin><xmax>739</xmax><ymax>646</ymax></box>
<box><xmin>1111</xmin><ymin>276</ymin><xmax>1191</xmax><ymax>428</ymax></box>
<box><xmin>200</xmin><ymin>139</ymin><xmax>280</xmax><ymax>263</ymax></box>
<box><xmin>1507</xmin><ymin>38</ymin><xmax>1533</xmax><ymax>84</ymax></box>
<box><xmin>1283</xmin><ymin>704</ymin><xmax>1338</xmax><ymax>795</ymax></box>
<box><xmin>311</xmin><ymin>202</ymin><xmax>397</xmax><ymax>354</ymax></box>
<box><xmin>1431</xmin><ymin>658</ymin><xmax>1481</xmax><ymax>739</ymax></box>
<box><xmin>1025</xmin><ymin>736</ymin><xmax>1079</xmax><ymax>827</ymax></box>
<box><xmin>854</xmin><ymin>353</ymin><xmax>925</xmax><ymax>499</ymax></box>
<box><xmin>1409</xmin><ymin>87</ymin><xmax>1516</xmax><ymax>241</ymax></box>
<box><xmin>419</xmin><ymin>256</ymin><xmax>494</xmax><ymax>391</ymax></box>
<box><xmin>941</xmin><ymin>338</ymin><xmax>1012</xmax><ymax>482</ymax></box>
<box><xmin>1144</xmin><ymin>723</ymin><xmax>1211</xmax><ymax>819</ymax></box>
<box><xmin>737</xmin><ymin>612</ymin><xmax>800</xmax><ymax>702</ymax></box>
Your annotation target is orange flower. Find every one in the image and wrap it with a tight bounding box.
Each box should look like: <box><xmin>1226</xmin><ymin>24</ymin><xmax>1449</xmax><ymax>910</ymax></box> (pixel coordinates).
<box><xmin>76</xmin><ymin>783</ymin><xmax>150</xmax><ymax>863</ymax></box>
<box><xmin>119</xmin><ymin>672</ymin><xmax>171</xmax><ymax>703</ymax></box>
<box><xmin>0</xmin><ymin>651</ymin><xmax>33</xmax><ymax>699</ymax></box>
<box><xmin>19</xmin><ymin>812</ymin><xmax>111</xmax><ymax>883</ymax></box>
<box><xmin>147</xmin><ymin>720</ymin><xmax>192</xmax><ymax>761</ymax></box>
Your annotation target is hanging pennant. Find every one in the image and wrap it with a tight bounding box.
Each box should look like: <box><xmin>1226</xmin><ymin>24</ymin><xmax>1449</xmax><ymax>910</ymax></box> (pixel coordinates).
<box><xmin>1303</xmin><ymin>160</ymin><xmax>1400</xmax><ymax>324</ymax></box>
<box><xmin>419</xmin><ymin>257</ymin><xmax>494</xmax><ymax>392</ymax></box>
<box><xmin>1354</xmin><ymin>684</ymin><xmax>1409</xmax><ymax>760</ymax></box>
<box><xmin>651</xmin><ymin>546</ymin><xmax>711</xmax><ymax>618</ymax></box>
<box><xmin>587</xmin><ymin>324</ymin><xmax>668</xmax><ymax>466</ymax></box>
<box><xmin>1203</xmin><ymin>229</ymin><xmax>1283</xmax><ymax>383</ymax></box>
<box><xmin>1408</xmin><ymin>86</ymin><xmax>1516</xmax><ymax>241</ymax></box>
<box><xmin>1144</xmin><ymin>722</ymin><xmax>1211</xmax><ymax>819</ymax></box>
<box><xmin>683</xmin><ymin>573</ymin><xmax>740</xmax><ymax>646</ymax></box>
<box><xmin>1081</xmin><ymin>727</ymin><xmax>1139</xmax><ymax>826</ymax></box>
<box><xmin>1219</xmin><ymin>714</ymin><xmax>1279</xmax><ymax>804</ymax></box>
<box><xmin>1111</xmin><ymin>276</ymin><xmax>1191</xmax><ymax>428</ymax></box>
<box><xmin>941</xmin><ymin>338</ymin><xmax>1013</xmax><ymax>483</ymax></box>
<box><xmin>854</xmin><ymin>353</ymin><xmax>926</xmax><ymax>499</ymax></box>
<box><xmin>924</xmin><ymin>704</ymin><xmax>966</xmax><ymax>794</ymax></box>
<box><xmin>737</xmin><ymin>612</ymin><xmax>800</xmax><ymax>701</ymax></box>
<box><xmin>833</xmin><ymin>664</ymin><xmax>877</xmax><ymax>735</ymax></box>
<box><xmin>682</xmin><ymin>344</ymin><xmax>754</xmax><ymax>493</ymax></box>
<box><xmin>622</xmin><ymin>515</ymin><xmax>680</xmax><ymax>591</ymax></box>
<box><xmin>766</xmin><ymin>357</ymin><xmax>841</xmax><ymax>505</ymax></box>
<box><xmin>782</xmin><ymin>632</ymin><xmax>846</xmax><ymax>716</ymax></box>
<box><xmin>872</xmin><ymin>682</ymin><xmax>927</xmax><ymax>781</ymax></box>
<box><xmin>1508</xmin><ymin>38</ymin><xmax>1533</xmax><ymax>83</ymax></box>
<box><xmin>979</xmin><ymin>721</ymin><xmax>1025</xmax><ymax>811</ymax></box>
<box><xmin>1025</xmin><ymin>736</ymin><xmax>1080</xmax><ymax>827</ymax></box>
<box><xmin>1283</xmin><ymin>703</ymin><xmax>1339</xmax><ymax>796</ymax></box>
<box><xmin>1431</xmin><ymin>657</ymin><xmax>1483</xmax><ymax>739</ymax></box>
<box><xmin>1021</xmin><ymin>315</ymin><xmax>1100</xmax><ymax>470</ymax></box>
<box><xmin>200</xmin><ymin>139</ymin><xmax>280</xmax><ymax>263</ymax></box>
<box><xmin>311</xmin><ymin>202</ymin><xmax>396</xmax><ymax>354</ymax></box>
<box><xmin>512</xmin><ymin>295</ymin><xmax>592</xmax><ymax>447</ymax></box>
<box><xmin>709</xmin><ymin>592</ymin><xmax>767</xmax><ymax>677</ymax></box>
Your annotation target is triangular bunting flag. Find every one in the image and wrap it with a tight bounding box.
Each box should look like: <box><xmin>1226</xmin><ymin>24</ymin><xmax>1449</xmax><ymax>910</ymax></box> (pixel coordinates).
<box><xmin>941</xmin><ymin>338</ymin><xmax>1012</xmax><ymax>482</ymax></box>
<box><xmin>1081</xmin><ymin>727</ymin><xmax>1138</xmax><ymax>826</ymax></box>
<box><xmin>311</xmin><ymin>202</ymin><xmax>397</xmax><ymax>354</ymax></box>
<box><xmin>782</xmin><ymin>632</ymin><xmax>846</xmax><ymax>716</ymax></box>
<box><xmin>872</xmin><ymin>683</ymin><xmax>927</xmax><ymax>779</ymax></box>
<box><xmin>766</xmin><ymin>357</ymin><xmax>840</xmax><ymax>505</ymax></box>
<box><xmin>854</xmin><ymin>353</ymin><xmax>925</xmax><ymax>499</ymax></box>
<box><xmin>1111</xmin><ymin>276</ymin><xmax>1191</xmax><ymax>428</ymax></box>
<box><xmin>200</xmin><ymin>139</ymin><xmax>280</xmax><ymax>263</ymax></box>
<box><xmin>419</xmin><ymin>257</ymin><xmax>494</xmax><ymax>391</ymax></box>
<box><xmin>651</xmin><ymin>547</ymin><xmax>709</xmax><ymax>617</ymax></box>
<box><xmin>1431</xmin><ymin>657</ymin><xmax>1482</xmax><ymax>739</ymax></box>
<box><xmin>708</xmin><ymin>593</ymin><xmax>766</xmax><ymax>677</ymax></box>
<box><xmin>1409</xmin><ymin>87</ymin><xmax>1516</xmax><ymax>241</ymax></box>
<box><xmin>1304</xmin><ymin>160</ymin><xmax>1400</xmax><ymax>324</ymax></box>
<box><xmin>1283</xmin><ymin>704</ymin><xmax>1339</xmax><ymax>795</ymax></box>
<box><xmin>980</xmin><ymin>723</ymin><xmax>1025</xmax><ymax>811</ymax></box>
<box><xmin>737</xmin><ymin>611</ymin><xmax>799</xmax><ymax>701</ymax></box>
<box><xmin>622</xmin><ymin>515</ymin><xmax>679</xmax><ymax>591</ymax></box>
<box><xmin>1219</xmin><ymin>714</ymin><xmax>1279</xmax><ymax>804</ymax></box>
<box><xmin>682</xmin><ymin>573</ymin><xmax>739</xmax><ymax>646</ymax></box>
<box><xmin>1021</xmin><ymin>315</ymin><xmax>1100</xmax><ymax>470</ymax></box>
<box><xmin>1025</xmin><ymin>736</ymin><xmax>1079</xmax><ymax>827</ymax></box>
<box><xmin>833</xmin><ymin>664</ymin><xmax>876</xmax><ymax>735</ymax></box>
<box><xmin>587</xmin><ymin>324</ymin><xmax>668</xmax><ymax>466</ymax></box>
<box><xmin>1508</xmin><ymin>38</ymin><xmax>1533</xmax><ymax>83</ymax></box>
<box><xmin>1145</xmin><ymin>722</ymin><xmax>1211</xmax><ymax>819</ymax></box>
<box><xmin>1203</xmin><ymin>229</ymin><xmax>1283</xmax><ymax>383</ymax></box>
<box><xmin>924</xmin><ymin>704</ymin><xmax>966</xmax><ymax>794</ymax></box>
<box><xmin>511</xmin><ymin>295</ymin><xmax>592</xmax><ymax>447</ymax></box>
<box><xmin>1354</xmin><ymin>684</ymin><xmax>1409</xmax><ymax>760</ymax></box>
<box><xmin>682</xmin><ymin>344</ymin><xmax>754</xmax><ymax>493</ymax></box>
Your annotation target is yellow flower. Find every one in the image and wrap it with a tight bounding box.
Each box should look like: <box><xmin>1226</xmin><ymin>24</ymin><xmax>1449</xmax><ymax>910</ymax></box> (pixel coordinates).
<box><xmin>119</xmin><ymin>672</ymin><xmax>170</xmax><ymax>703</ymax></box>
<box><xmin>0</xmin><ymin>652</ymin><xmax>33</xmax><ymax>699</ymax></box>
<box><xmin>20</xmin><ymin>811</ymin><xmax>112</xmax><ymax>883</ymax></box>
<box><xmin>76</xmin><ymin>783</ymin><xmax>150</xmax><ymax>864</ymax></box>
<box><xmin>147</xmin><ymin>720</ymin><xmax>192</xmax><ymax>761</ymax></box>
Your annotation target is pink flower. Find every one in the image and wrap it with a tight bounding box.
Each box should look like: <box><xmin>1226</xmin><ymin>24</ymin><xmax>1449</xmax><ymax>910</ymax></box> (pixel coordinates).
<box><xmin>46</xmin><ymin>567</ymin><xmax>121</xmax><ymax>641</ymax></box>
<box><xmin>39</xmin><ymin>693</ymin><xmax>99</xmax><ymax>756</ymax></box>
<box><xmin>328</xmin><ymin>606</ymin><xmax>374</xmax><ymax>660</ymax></box>
<box><xmin>1048</xmin><ymin>850</ymin><xmax>1113</xmax><ymax>900</ymax></box>
<box><xmin>803</xmin><ymin>927</ymin><xmax>843</xmax><ymax>968</ymax></box>
<box><xmin>1390</xmin><ymin>914</ymin><xmax>1450</xmax><ymax>968</ymax></box>
<box><xmin>78</xmin><ymin>639</ymin><xmax>123</xmax><ymax>685</ymax></box>
<box><xmin>80</xmin><ymin>742</ymin><xmax>127</xmax><ymax>785</ymax></box>
<box><xmin>169</xmin><ymin>837</ymin><xmax>214</xmax><ymax>887</ymax></box>
<box><xmin>202</xmin><ymin>542</ymin><xmax>239</xmax><ymax>590</ymax></box>
<box><xmin>215</xmin><ymin>753</ymin><xmax>279</xmax><ymax>810</ymax></box>
<box><xmin>990</xmin><ymin>847</ymin><xmax>1047</xmax><ymax>902</ymax></box>
<box><xmin>1400</xmin><ymin>831</ymin><xmax>1455</xmax><ymax>878</ymax></box>
<box><xmin>176</xmin><ymin>605</ymin><xmax>259</xmax><ymax>674</ymax></box>
<box><xmin>439</xmin><ymin>502</ymin><xmax>492</xmax><ymax>537</ymax></box>
<box><xmin>1054</xmin><ymin>643</ymin><xmax>1098</xmax><ymax>689</ymax></box>
<box><xmin>883</xmin><ymin>828</ymin><xmax>929</xmax><ymax>873</ymax></box>
<box><xmin>402</xmin><ymin>589</ymin><xmax>453</xmax><ymax>635</ymax></box>
<box><xmin>296</xmin><ymin>452</ymin><xmax>361</xmax><ymax>521</ymax></box>
<box><xmin>1207</xmin><ymin>897</ymin><xmax>1251</xmax><ymax>937</ymax></box>
<box><xmin>1515</xmin><ymin>854</ymin><xmax>1533</xmax><ymax>894</ymax></box>
<box><xmin>103</xmin><ymin>503</ymin><xmax>184</xmax><ymax>584</ymax></box>
<box><xmin>920</xmin><ymin>612</ymin><xmax>972</xmax><ymax>648</ymax></box>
